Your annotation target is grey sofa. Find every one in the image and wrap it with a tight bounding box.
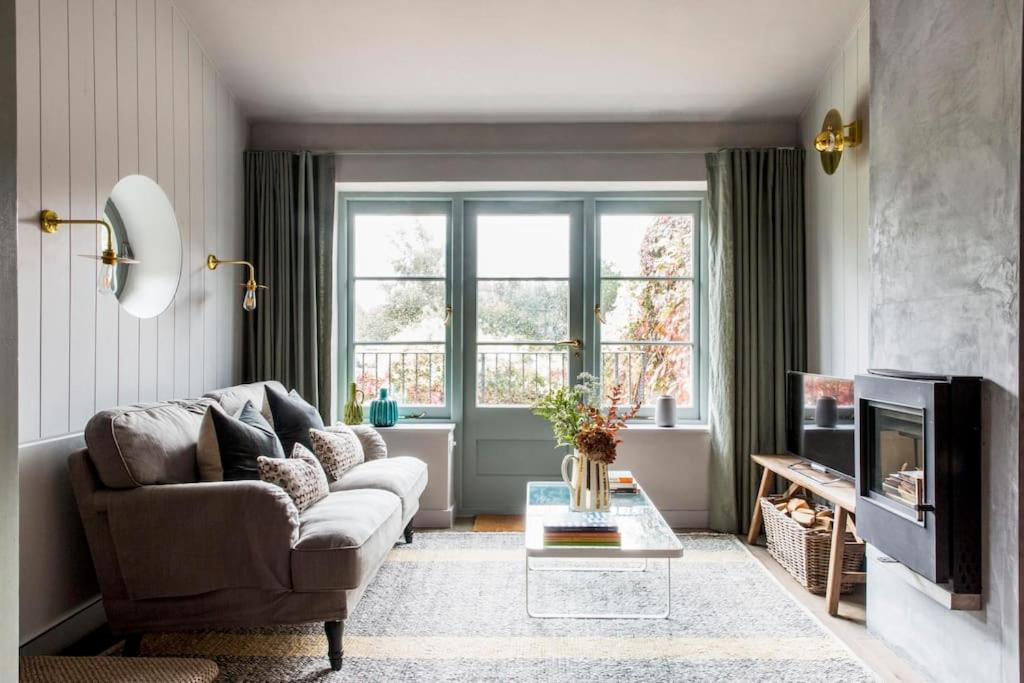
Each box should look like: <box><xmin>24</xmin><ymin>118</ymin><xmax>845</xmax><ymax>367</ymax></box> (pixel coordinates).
<box><xmin>68</xmin><ymin>381</ymin><xmax>427</xmax><ymax>671</ymax></box>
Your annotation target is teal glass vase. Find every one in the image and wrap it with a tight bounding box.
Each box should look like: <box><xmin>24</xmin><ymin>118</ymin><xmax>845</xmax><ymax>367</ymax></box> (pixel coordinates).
<box><xmin>368</xmin><ymin>388</ymin><xmax>398</xmax><ymax>427</ymax></box>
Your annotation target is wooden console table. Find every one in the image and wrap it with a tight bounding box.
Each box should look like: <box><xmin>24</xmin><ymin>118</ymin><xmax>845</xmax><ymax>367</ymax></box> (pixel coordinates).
<box><xmin>746</xmin><ymin>454</ymin><xmax>864</xmax><ymax>616</ymax></box>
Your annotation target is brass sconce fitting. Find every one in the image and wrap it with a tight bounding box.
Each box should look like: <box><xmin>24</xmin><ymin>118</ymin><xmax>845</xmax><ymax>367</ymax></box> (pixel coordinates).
<box><xmin>814</xmin><ymin>108</ymin><xmax>862</xmax><ymax>175</ymax></box>
<box><xmin>40</xmin><ymin>209</ymin><xmax>139</xmax><ymax>294</ymax></box>
<box><xmin>206</xmin><ymin>254</ymin><xmax>266</xmax><ymax>312</ymax></box>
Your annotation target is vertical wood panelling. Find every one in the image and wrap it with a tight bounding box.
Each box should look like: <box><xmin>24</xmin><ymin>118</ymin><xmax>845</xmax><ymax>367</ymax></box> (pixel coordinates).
<box><xmin>16</xmin><ymin>0</ymin><xmax>247</xmax><ymax>647</ymax></box>
<box><xmin>136</xmin><ymin>0</ymin><xmax>158</xmax><ymax>402</ymax></box>
<box><xmin>203</xmin><ymin>62</ymin><xmax>216</xmax><ymax>393</ymax></box>
<box><xmin>67</xmin><ymin>0</ymin><xmax>97</xmax><ymax>428</ymax></box>
<box><xmin>18</xmin><ymin>0</ymin><xmax>245</xmax><ymax>434</ymax></box>
<box><xmin>38</xmin><ymin>0</ymin><xmax>71</xmax><ymax>437</ymax></box>
<box><xmin>800</xmin><ymin>10</ymin><xmax>870</xmax><ymax>378</ymax></box>
<box><xmin>17</xmin><ymin>0</ymin><xmax>41</xmax><ymax>442</ymax></box>
<box><xmin>93</xmin><ymin>0</ymin><xmax>119</xmax><ymax>412</ymax></box>
<box><xmin>154</xmin><ymin>0</ymin><xmax>174</xmax><ymax>400</ymax></box>
<box><xmin>170</xmin><ymin>12</ymin><xmax>189</xmax><ymax>398</ymax></box>
<box><xmin>187</xmin><ymin>36</ymin><xmax>203</xmax><ymax>396</ymax></box>
<box><xmin>115</xmin><ymin>0</ymin><xmax>139</xmax><ymax>405</ymax></box>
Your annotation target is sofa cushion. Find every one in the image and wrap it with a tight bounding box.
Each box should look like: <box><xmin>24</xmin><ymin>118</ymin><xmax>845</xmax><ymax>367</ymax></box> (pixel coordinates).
<box><xmin>258</xmin><ymin>444</ymin><xmax>329</xmax><ymax>512</ymax></box>
<box><xmin>349</xmin><ymin>425</ymin><xmax>388</xmax><ymax>461</ymax></box>
<box><xmin>328</xmin><ymin>456</ymin><xmax>427</xmax><ymax>524</ymax></box>
<box><xmin>291</xmin><ymin>489</ymin><xmax>402</xmax><ymax>591</ymax></box>
<box><xmin>197</xmin><ymin>402</ymin><xmax>285</xmax><ymax>481</ymax></box>
<box><xmin>204</xmin><ymin>381</ymin><xmax>285</xmax><ymax>425</ymax></box>
<box><xmin>85</xmin><ymin>399</ymin><xmax>214</xmax><ymax>489</ymax></box>
<box><xmin>266</xmin><ymin>385</ymin><xmax>325</xmax><ymax>455</ymax></box>
<box><xmin>310</xmin><ymin>427</ymin><xmax>363</xmax><ymax>481</ymax></box>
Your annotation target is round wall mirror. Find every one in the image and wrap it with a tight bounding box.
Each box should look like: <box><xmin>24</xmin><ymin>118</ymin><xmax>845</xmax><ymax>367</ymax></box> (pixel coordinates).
<box><xmin>104</xmin><ymin>175</ymin><xmax>181</xmax><ymax>319</ymax></box>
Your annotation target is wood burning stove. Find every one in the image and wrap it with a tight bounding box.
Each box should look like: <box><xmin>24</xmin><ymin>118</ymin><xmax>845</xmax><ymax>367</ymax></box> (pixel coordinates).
<box><xmin>854</xmin><ymin>370</ymin><xmax>982</xmax><ymax>594</ymax></box>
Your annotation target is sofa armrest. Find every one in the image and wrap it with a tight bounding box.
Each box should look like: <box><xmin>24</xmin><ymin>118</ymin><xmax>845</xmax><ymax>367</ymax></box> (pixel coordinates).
<box><xmin>105</xmin><ymin>480</ymin><xmax>300</xmax><ymax>600</ymax></box>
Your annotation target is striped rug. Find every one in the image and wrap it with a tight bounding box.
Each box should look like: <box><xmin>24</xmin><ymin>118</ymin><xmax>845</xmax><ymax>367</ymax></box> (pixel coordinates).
<box><xmin>129</xmin><ymin>532</ymin><xmax>873</xmax><ymax>681</ymax></box>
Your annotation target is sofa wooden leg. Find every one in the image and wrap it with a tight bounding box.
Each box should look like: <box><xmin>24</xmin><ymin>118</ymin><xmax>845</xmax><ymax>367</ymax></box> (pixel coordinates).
<box><xmin>325</xmin><ymin>620</ymin><xmax>344</xmax><ymax>671</ymax></box>
<box><xmin>403</xmin><ymin>521</ymin><xmax>414</xmax><ymax>544</ymax></box>
<box><xmin>121</xmin><ymin>634</ymin><xmax>142</xmax><ymax>657</ymax></box>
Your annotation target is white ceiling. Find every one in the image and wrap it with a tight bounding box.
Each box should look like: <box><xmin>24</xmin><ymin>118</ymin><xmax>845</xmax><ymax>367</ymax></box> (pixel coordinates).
<box><xmin>175</xmin><ymin>0</ymin><xmax>867</xmax><ymax>124</ymax></box>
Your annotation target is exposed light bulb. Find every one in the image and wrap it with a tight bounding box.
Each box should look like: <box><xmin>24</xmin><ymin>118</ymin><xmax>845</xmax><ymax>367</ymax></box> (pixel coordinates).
<box><xmin>242</xmin><ymin>288</ymin><xmax>257</xmax><ymax>312</ymax></box>
<box><xmin>98</xmin><ymin>263</ymin><xmax>116</xmax><ymax>295</ymax></box>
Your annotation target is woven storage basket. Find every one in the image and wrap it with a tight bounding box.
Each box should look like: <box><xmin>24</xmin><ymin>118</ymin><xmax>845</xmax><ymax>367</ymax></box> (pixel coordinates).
<box><xmin>759</xmin><ymin>494</ymin><xmax>864</xmax><ymax>595</ymax></box>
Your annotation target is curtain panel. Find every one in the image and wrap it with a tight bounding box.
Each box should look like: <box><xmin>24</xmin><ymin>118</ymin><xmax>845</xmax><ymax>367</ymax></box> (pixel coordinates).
<box><xmin>705</xmin><ymin>148</ymin><xmax>806</xmax><ymax>533</ymax></box>
<box><xmin>243</xmin><ymin>151</ymin><xmax>336</xmax><ymax>421</ymax></box>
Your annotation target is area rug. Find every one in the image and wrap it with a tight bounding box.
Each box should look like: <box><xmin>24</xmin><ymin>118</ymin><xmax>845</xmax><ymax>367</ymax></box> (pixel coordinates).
<box><xmin>472</xmin><ymin>514</ymin><xmax>525</xmax><ymax>532</ymax></box>
<box><xmin>132</xmin><ymin>533</ymin><xmax>874</xmax><ymax>682</ymax></box>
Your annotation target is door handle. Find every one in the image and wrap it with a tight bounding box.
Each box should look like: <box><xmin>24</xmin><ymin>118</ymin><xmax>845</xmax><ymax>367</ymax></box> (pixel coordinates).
<box><xmin>556</xmin><ymin>339</ymin><xmax>583</xmax><ymax>349</ymax></box>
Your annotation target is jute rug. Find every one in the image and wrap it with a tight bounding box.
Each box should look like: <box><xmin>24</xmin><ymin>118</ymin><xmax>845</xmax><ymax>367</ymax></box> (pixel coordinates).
<box><xmin>129</xmin><ymin>532</ymin><xmax>874</xmax><ymax>682</ymax></box>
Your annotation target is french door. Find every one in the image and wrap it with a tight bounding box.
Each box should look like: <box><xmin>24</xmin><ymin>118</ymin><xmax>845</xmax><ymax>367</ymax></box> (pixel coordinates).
<box><xmin>461</xmin><ymin>201</ymin><xmax>585</xmax><ymax>513</ymax></box>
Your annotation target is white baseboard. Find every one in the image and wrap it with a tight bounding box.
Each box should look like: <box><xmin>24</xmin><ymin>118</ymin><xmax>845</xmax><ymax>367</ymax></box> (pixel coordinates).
<box><xmin>414</xmin><ymin>506</ymin><xmax>455</xmax><ymax>529</ymax></box>
<box><xmin>662</xmin><ymin>510</ymin><xmax>709</xmax><ymax>529</ymax></box>
<box><xmin>19</xmin><ymin>597</ymin><xmax>106</xmax><ymax>656</ymax></box>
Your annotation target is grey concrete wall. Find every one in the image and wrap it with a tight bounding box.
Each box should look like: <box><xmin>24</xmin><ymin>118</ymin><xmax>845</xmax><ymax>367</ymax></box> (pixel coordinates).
<box><xmin>868</xmin><ymin>1</ymin><xmax>1020</xmax><ymax>680</ymax></box>
<box><xmin>0</xmin><ymin>0</ymin><xmax>17</xmax><ymax>677</ymax></box>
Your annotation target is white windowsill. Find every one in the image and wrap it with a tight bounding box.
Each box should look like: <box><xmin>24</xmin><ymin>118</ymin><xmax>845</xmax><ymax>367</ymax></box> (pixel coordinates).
<box><xmin>621</xmin><ymin>422</ymin><xmax>710</xmax><ymax>433</ymax></box>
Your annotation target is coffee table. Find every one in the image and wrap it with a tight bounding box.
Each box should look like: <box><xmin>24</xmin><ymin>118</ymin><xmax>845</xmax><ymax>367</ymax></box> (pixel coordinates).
<box><xmin>524</xmin><ymin>480</ymin><xmax>683</xmax><ymax>619</ymax></box>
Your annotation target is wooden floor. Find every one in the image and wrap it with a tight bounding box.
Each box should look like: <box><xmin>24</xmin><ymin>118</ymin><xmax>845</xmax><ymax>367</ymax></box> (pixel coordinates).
<box><xmin>745</xmin><ymin>543</ymin><xmax>923</xmax><ymax>682</ymax></box>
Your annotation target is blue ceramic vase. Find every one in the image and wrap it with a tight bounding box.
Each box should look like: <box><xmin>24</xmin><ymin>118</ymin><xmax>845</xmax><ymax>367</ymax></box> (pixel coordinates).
<box><xmin>368</xmin><ymin>388</ymin><xmax>399</xmax><ymax>427</ymax></box>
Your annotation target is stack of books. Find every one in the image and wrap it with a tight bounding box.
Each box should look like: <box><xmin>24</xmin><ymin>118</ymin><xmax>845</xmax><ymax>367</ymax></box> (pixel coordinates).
<box><xmin>543</xmin><ymin>512</ymin><xmax>621</xmax><ymax>546</ymax></box>
<box><xmin>609</xmin><ymin>470</ymin><xmax>638</xmax><ymax>495</ymax></box>
<box><xmin>882</xmin><ymin>468</ymin><xmax>924</xmax><ymax>506</ymax></box>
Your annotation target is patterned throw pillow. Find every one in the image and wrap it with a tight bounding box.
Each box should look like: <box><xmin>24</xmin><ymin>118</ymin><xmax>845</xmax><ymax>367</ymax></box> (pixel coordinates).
<box><xmin>257</xmin><ymin>444</ymin><xmax>329</xmax><ymax>513</ymax></box>
<box><xmin>309</xmin><ymin>427</ymin><xmax>364</xmax><ymax>481</ymax></box>
<box><xmin>326</xmin><ymin>424</ymin><xmax>388</xmax><ymax>461</ymax></box>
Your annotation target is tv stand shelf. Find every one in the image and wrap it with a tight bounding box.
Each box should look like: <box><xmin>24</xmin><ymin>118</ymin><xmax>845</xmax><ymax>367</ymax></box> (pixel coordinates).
<box><xmin>746</xmin><ymin>454</ymin><xmax>863</xmax><ymax>617</ymax></box>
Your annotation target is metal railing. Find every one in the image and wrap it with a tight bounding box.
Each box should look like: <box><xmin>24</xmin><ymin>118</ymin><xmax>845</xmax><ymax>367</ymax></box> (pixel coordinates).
<box><xmin>355</xmin><ymin>349</ymin><xmax>660</xmax><ymax>407</ymax></box>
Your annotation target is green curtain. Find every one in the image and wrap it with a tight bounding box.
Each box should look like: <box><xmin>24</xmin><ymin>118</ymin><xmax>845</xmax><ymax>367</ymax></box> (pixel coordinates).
<box><xmin>705</xmin><ymin>149</ymin><xmax>806</xmax><ymax>534</ymax></box>
<box><xmin>243</xmin><ymin>151</ymin><xmax>335</xmax><ymax>421</ymax></box>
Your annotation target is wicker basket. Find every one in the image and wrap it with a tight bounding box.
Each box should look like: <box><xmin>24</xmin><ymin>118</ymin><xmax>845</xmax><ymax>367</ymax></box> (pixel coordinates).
<box><xmin>759</xmin><ymin>495</ymin><xmax>865</xmax><ymax>595</ymax></box>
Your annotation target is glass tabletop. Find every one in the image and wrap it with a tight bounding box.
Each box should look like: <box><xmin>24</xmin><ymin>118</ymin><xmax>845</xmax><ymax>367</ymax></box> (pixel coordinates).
<box><xmin>524</xmin><ymin>481</ymin><xmax>683</xmax><ymax>558</ymax></box>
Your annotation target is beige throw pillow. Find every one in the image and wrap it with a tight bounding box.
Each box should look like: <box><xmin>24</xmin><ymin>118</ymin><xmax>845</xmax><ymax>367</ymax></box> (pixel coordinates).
<box><xmin>310</xmin><ymin>427</ymin><xmax>364</xmax><ymax>481</ymax></box>
<box><xmin>327</xmin><ymin>424</ymin><xmax>388</xmax><ymax>461</ymax></box>
<box><xmin>257</xmin><ymin>444</ymin><xmax>329</xmax><ymax>512</ymax></box>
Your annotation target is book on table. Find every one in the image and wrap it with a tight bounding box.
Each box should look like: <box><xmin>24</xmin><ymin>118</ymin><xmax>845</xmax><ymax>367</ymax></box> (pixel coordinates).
<box><xmin>609</xmin><ymin>469</ymin><xmax>639</xmax><ymax>494</ymax></box>
<box><xmin>543</xmin><ymin>511</ymin><xmax>621</xmax><ymax>546</ymax></box>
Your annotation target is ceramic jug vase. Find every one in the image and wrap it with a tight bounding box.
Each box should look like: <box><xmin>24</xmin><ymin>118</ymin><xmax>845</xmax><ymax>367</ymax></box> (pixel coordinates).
<box><xmin>342</xmin><ymin>382</ymin><xmax>365</xmax><ymax>425</ymax></box>
<box><xmin>560</xmin><ymin>450</ymin><xmax>610</xmax><ymax>511</ymax></box>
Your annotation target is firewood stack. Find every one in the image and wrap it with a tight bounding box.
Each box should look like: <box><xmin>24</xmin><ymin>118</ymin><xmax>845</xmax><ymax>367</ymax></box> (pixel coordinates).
<box><xmin>775</xmin><ymin>497</ymin><xmax>834</xmax><ymax>532</ymax></box>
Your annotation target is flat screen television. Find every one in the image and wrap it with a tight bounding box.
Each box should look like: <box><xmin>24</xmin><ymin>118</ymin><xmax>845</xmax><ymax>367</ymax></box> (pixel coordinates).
<box><xmin>785</xmin><ymin>371</ymin><xmax>856</xmax><ymax>480</ymax></box>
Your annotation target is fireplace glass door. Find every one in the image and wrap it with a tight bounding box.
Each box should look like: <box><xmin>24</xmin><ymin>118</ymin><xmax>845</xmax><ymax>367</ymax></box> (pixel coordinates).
<box><xmin>868</xmin><ymin>403</ymin><xmax>926</xmax><ymax>520</ymax></box>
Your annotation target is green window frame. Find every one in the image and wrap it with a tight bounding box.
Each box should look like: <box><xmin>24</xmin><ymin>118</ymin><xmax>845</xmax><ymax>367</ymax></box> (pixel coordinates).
<box><xmin>341</xmin><ymin>199</ymin><xmax>455</xmax><ymax>419</ymax></box>
<box><xmin>338</xmin><ymin>192</ymin><xmax>707</xmax><ymax>424</ymax></box>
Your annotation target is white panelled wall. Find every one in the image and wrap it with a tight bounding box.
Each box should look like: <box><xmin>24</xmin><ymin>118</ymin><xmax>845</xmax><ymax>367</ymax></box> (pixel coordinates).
<box><xmin>800</xmin><ymin>10</ymin><xmax>870</xmax><ymax>378</ymax></box>
<box><xmin>16</xmin><ymin>0</ymin><xmax>246</xmax><ymax>650</ymax></box>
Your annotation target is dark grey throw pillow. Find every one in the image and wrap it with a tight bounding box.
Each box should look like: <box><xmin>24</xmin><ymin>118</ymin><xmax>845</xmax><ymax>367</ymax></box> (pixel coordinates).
<box><xmin>197</xmin><ymin>401</ymin><xmax>285</xmax><ymax>481</ymax></box>
<box><xmin>265</xmin><ymin>384</ymin><xmax>325</xmax><ymax>456</ymax></box>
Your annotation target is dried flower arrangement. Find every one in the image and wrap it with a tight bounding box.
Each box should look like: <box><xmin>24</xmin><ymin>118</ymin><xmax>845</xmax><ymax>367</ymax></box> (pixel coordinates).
<box><xmin>532</xmin><ymin>373</ymin><xmax>640</xmax><ymax>464</ymax></box>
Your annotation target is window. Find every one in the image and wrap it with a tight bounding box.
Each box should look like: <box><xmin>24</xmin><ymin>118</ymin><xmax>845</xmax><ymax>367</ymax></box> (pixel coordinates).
<box><xmin>346</xmin><ymin>201</ymin><xmax>452</xmax><ymax>416</ymax></box>
<box><xmin>474</xmin><ymin>212</ymin><xmax>574</xmax><ymax>406</ymax></box>
<box><xmin>597</xmin><ymin>201</ymin><xmax>701</xmax><ymax>418</ymax></box>
<box><xmin>340</xmin><ymin>194</ymin><xmax>705</xmax><ymax>422</ymax></box>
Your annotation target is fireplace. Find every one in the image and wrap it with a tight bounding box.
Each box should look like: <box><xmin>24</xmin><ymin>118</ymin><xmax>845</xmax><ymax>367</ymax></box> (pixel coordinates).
<box><xmin>854</xmin><ymin>370</ymin><xmax>982</xmax><ymax>594</ymax></box>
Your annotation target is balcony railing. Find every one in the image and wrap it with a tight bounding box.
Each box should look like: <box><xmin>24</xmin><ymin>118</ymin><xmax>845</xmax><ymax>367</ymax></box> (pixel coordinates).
<box><xmin>355</xmin><ymin>349</ymin><xmax>658</xmax><ymax>407</ymax></box>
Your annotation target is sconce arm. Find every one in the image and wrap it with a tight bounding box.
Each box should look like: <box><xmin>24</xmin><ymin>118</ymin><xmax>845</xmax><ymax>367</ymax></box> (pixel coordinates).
<box><xmin>207</xmin><ymin>254</ymin><xmax>257</xmax><ymax>285</ymax></box>
<box><xmin>40</xmin><ymin>210</ymin><xmax>116</xmax><ymax>254</ymax></box>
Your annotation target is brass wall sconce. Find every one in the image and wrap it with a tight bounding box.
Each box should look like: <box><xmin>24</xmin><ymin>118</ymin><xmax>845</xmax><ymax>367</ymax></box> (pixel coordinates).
<box><xmin>814</xmin><ymin>108</ymin><xmax>862</xmax><ymax>175</ymax></box>
<box><xmin>40</xmin><ymin>209</ymin><xmax>139</xmax><ymax>295</ymax></box>
<box><xmin>206</xmin><ymin>254</ymin><xmax>266</xmax><ymax>312</ymax></box>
